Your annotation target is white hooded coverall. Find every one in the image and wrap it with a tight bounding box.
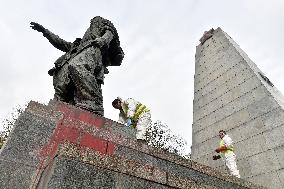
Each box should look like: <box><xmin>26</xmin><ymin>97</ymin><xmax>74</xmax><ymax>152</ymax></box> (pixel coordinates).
<box><xmin>118</xmin><ymin>98</ymin><xmax>151</xmax><ymax>140</ymax></box>
<box><xmin>220</xmin><ymin>134</ymin><xmax>240</xmax><ymax>178</ymax></box>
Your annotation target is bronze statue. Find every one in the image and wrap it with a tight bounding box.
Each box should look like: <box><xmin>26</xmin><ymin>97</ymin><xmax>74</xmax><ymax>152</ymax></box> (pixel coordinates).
<box><xmin>30</xmin><ymin>16</ymin><xmax>124</xmax><ymax>116</ymax></box>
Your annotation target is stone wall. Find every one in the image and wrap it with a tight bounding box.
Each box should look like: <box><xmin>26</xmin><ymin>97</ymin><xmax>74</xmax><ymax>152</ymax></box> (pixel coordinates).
<box><xmin>0</xmin><ymin>101</ymin><xmax>263</xmax><ymax>188</ymax></box>
<box><xmin>192</xmin><ymin>27</ymin><xmax>284</xmax><ymax>189</ymax></box>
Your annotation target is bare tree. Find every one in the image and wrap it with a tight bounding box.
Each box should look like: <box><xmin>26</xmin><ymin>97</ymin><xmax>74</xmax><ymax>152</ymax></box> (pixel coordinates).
<box><xmin>0</xmin><ymin>105</ymin><xmax>25</xmax><ymax>148</ymax></box>
<box><xmin>145</xmin><ymin>120</ymin><xmax>190</xmax><ymax>158</ymax></box>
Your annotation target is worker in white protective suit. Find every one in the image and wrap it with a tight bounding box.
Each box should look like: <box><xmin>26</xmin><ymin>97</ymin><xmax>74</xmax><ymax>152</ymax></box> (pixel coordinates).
<box><xmin>112</xmin><ymin>97</ymin><xmax>151</xmax><ymax>141</ymax></box>
<box><xmin>213</xmin><ymin>130</ymin><xmax>240</xmax><ymax>178</ymax></box>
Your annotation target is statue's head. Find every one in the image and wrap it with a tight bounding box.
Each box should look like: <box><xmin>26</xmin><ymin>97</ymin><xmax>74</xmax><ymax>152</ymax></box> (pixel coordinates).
<box><xmin>88</xmin><ymin>16</ymin><xmax>124</xmax><ymax>67</ymax></box>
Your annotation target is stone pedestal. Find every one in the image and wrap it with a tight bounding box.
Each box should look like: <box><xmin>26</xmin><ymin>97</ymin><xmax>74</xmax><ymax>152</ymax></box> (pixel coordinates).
<box><xmin>0</xmin><ymin>101</ymin><xmax>263</xmax><ymax>188</ymax></box>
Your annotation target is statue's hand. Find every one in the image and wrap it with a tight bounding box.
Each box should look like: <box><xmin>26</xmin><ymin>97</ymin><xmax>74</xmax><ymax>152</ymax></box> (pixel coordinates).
<box><xmin>30</xmin><ymin>22</ymin><xmax>46</xmax><ymax>33</ymax></box>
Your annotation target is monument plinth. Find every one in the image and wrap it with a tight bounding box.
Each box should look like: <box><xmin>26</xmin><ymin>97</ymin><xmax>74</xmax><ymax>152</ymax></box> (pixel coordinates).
<box><xmin>0</xmin><ymin>101</ymin><xmax>263</xmax><ymax>188</ymax></box>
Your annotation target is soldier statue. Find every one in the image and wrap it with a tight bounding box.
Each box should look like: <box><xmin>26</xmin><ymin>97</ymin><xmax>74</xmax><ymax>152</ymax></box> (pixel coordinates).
<box><xmin>30</xmin><ymin>16</ymin><xmax>124</xmax><ymax>116</ymax></box>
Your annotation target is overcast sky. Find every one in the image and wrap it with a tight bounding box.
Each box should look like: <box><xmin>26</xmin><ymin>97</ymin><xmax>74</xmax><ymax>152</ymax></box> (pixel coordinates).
<box><xmin>0</xmin><ymin>0</ymin><xmax>284</xmax><ymax>152</ymax></box>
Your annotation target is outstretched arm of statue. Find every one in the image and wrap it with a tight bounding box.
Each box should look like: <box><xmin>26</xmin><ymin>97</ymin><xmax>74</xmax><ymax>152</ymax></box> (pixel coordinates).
<box><xmin>93</xmin><ymin>30</ymin><xmax>114</xmax><ymax>48</ymax></box>
<box><xmin>30</xmin><ymin>22</ymin><xmax>72</xmax><ymax>52</ymax></box>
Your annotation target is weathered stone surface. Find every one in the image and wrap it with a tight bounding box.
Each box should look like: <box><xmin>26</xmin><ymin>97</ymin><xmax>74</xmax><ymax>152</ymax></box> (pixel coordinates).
<box><xmin>1</xmin><ymin>113</ymin><xmax>55</xmax><ymax>165</ymax></box>
<box><xmin>274</xmin><ymin>144</ymin><xmax>284</xmax><ymax>168</ymax></box>
<box><xmin>247</xmin><ymin>171</ymin><xmax>282</xmax><ymax>189</ymax></box>
<box><xmin>0</xmin><ymin>159</ymin><xmax>36</xmax><ymax>189</ymax></box>
<box><xmin>48</xmin><ymin>158</ymin><xmax>116</xmax><ymax>189</ymax></box>
<box><xmin>0</xmin><ymin>101</ymin><xmax>263</xmax><ymax>189</ymax></box>
<box><xmin>192</xmin><ymin>27</ymin><xmax>284</xmax><ymax>188</ymax></box>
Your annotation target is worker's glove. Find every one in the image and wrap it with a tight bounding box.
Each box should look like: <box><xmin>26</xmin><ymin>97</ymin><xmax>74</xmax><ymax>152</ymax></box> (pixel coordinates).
<box><xmin>213</xmin><ymin>155</ymin><xmax>221</xmax><ymax>160</ymax></box>
<box><xmin>126</xmin><ymin>118</ymin><xmax>132</xmax><ymax>127</ymax></box>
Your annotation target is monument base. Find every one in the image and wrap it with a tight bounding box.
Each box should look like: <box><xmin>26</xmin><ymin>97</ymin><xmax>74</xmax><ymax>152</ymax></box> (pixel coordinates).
<box><xmin>0</xmin><ymin>101</ymin><xmax>264</xmax><ymax>188</ymax></box>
